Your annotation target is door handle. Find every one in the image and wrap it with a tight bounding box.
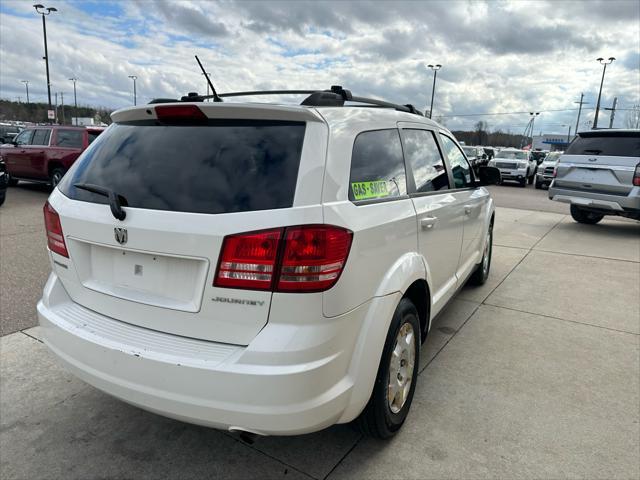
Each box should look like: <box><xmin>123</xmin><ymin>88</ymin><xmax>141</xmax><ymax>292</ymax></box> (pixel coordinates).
<box><xmin>420</xmin><ymin>217</ymin><xmax>438</xmax><ymax>230</ymax></box>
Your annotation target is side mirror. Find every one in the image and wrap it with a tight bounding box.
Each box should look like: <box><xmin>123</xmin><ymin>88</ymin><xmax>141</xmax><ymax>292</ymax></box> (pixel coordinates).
<box><xmin>477</xmin><ymin>166</ymin><xmax>501</xmax><ymax>186</ymax></box>
<box><xmin>482</xmin><ymin>153</ymin><xmax>487</xmax><ymax>159</ymax></box>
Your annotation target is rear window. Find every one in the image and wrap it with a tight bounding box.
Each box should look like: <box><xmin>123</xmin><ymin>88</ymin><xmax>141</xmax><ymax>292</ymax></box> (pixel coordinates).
<box><xmin>55</xmin><ymin>130</ymin><xmax>83</xmax><ymax>148</ymax></box>
<box><xmin>59</xmin><ymin>120</ymin><xmax>306</xmax><ymax>215</ymax></box>
<box><xmin>87</xmin><ymin>131</ymin><xmax>101</xmax><ymax>144</ymax></box>
<box><xmin>566</xmin><ymin>132</ymin><xmax>640</xmax><ymax>157</ymax></box>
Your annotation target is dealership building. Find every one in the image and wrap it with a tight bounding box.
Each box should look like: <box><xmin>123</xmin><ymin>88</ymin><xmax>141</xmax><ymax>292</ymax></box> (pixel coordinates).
<box><xmin>532</xmin><ymin>133</ymin><xmax>574</xmax><ymax>151</ymax></box>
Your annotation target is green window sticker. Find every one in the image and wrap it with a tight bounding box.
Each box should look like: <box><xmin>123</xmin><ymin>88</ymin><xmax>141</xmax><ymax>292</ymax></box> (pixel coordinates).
<box><xmin>351</xmin><ymin>180</ymin><xmax>390</xmax><ymax>200</ymax></box>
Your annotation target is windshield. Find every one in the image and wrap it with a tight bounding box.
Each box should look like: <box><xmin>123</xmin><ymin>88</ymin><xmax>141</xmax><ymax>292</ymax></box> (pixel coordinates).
<box><xmin>496</xmin><ymin>150</ymin><xmax>528</xmax><ymax>160</ymax></box>
<box><xmin>545</xmin><ymin>152</ymin><xmax>561</xmax><ymax>162</ymax></box>
<box><xmin>59</xmin><ymin>120</ymin><xmax>306</xmax><ymax>215</ymax></box>
<box><xmin>462</xmin><ymin>147</ymin><xmax>476</xmax><ymax>156</ymax></box>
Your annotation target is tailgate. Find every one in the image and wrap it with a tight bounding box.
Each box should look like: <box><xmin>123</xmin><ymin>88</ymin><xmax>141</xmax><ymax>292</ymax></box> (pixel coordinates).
<box><xmin>555</xmin><ymin>154</ymin><xmax>637</xmax><ymax>195</ymax></box>
<box><xmin>47</xmin><ymin>110</ymin><xmax>326</xmax><ymax>345</ymax></box>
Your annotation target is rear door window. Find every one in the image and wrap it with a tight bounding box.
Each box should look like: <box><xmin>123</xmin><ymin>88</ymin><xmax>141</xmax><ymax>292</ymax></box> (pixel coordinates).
<box><xmin>401</xmin><ymin>129</ymin><xmax>449</xmax><ymax>193</ymax></box>
<box><xmin>31</xmin><ymin>129</ymin><xmax>51</xmax><ymax>146</ymax></box>
<box><xmin>439</xmin><ymin>134</ymin><xmax>474</xmax><ymax>188</ymax></box>
<box><xmin>566</xmin><ymin>133</ymin><xmax>640</xmax><ymax>157</ymax></box>
<box><xmin>59</xmin><ymin>120</ymin><xmax>306</xmax><ymax>215</ymax></box>
<box><xmin>349</xmin><ymin>129</ymin><xmax>407</xmax><ymax>201</ymax></box>
<box><xmin>55</xmin><ymin>130</ymin><xmax>83</xmax><ymax>148</ymax></box>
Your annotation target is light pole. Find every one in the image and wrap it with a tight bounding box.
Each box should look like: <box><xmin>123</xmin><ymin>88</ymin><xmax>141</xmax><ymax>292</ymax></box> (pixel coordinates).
<box><xmin>593</xmin><ymin>57</ymin><xmax>615</xmax><ymax>129</ymax></box>
<box><xmin>21</xmin><ymin>80</ymin><xmax>30</xmax><ymax>103</ymax></box>
<box><xmin>530</xmin><ymin>112</ymin><xmax>540</xmax><ymax>147</ymax></box>
<box><xmin>33</xmin><ymin>4</ymin><xmax>57</xmax><ymax>121</ymax></box>
<box><xmin>427</xmin><ymin>64</ymin><xmax>442</xmax><ymax>119</ymax></box>
<box><xmin>574</xmin><ymin>92</ymin><xmax>588</xmax><ymax>134</ymax></box>
<box><xmin>128</xmin><ymin>75</ymin><xmax>137</xmax><ymax>105</ymax></box>
<box><xmin>69</xmin><ymin>77</ymin><xmax>78</xmax><ymax>125</ymax></box>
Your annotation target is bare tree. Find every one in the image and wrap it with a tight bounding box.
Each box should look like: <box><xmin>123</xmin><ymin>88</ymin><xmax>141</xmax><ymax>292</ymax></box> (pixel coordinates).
<box><xmin>624</xmin><ymin>105</ymin><xmax>640</xmax><ymax>129</ymax></box>
<box><xmin>474</xmin><ymin>120</ymin><xmax>489</xmax><ymax>145</ymax></box>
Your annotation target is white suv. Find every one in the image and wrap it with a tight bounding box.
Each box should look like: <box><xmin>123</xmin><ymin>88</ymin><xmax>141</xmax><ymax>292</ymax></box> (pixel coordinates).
<box><xmin>38</xmin><ymin>88</ymin><xmax>498</xmax><ymax>439</ymax></box>
<box><xmin>488</xmin><ymin>148</ymin><xmax>536</xmax><ymax>187</ymax></box>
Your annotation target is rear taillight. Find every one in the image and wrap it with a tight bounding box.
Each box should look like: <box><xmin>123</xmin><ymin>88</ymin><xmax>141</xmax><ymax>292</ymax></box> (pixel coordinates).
<box><xmin>552</xmin><ymin>166</ymin><xmax>558</xmax><ymax>178</ymax></box>
<box><xmin>277</xmin><ymin>226</ymin><xmax>352</xmax><ymax>292</ymax></box>
<box><xmin>214</xmin><ymin>225</ymin><xmax>353</xmax><ymax>293</ymax></box>
<box><xmin>214</xmin><ymin>228</ymin><xmax>283</xmax><ymax>290</ymax></box>
<box><xmin>43</xmin><ymin>202</ymin><xmax>68</xmax><ymax>257</ymax></box>
<box><xmin>633</xmin><ymin>163</ymin><xmax>640</xmax><ymax>187</ymax></box>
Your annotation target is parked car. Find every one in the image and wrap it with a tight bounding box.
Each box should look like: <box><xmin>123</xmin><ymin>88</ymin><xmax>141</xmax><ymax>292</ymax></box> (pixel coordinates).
<box><xmin>535</xmin><ymin>151</ymin><xmax>562</xmax><ymax>189</ymax></box>
<box><xmin>0</xmin><ymin>125</ymin><xmax>104</xmax><ymax>187</ymax></box>
<box><xmin>38</xmin><ymin>89</ymin><xmax>500</xmax><ymax>439</ymax></box>
<box><xmin>462</xmin><ymin>145</ymin><xmax>487</xmax><ymax>167</ymax></box>
<box><xmin>0</xmin><ymin>123</ymin><xmax>21</xmax><ymax>144</ymax></box>
<box><xmin>488</xmin><ymin>148</ymin><xmax>536</xmax><ymax>187</ymax></box>
<box><xmin>0</xmin><ymin>156</ymin><xmax>7</xmax><ymax>206</ymax></box>
<box><xmin>549</xmin><ymin>129</ymin><xmax>640</xmax><ymax>223</ymax></box>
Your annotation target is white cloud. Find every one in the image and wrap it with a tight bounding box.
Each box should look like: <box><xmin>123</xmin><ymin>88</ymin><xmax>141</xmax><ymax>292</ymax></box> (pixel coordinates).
<box><xmin>0</xmin><ymin>0</ymin><xmax>638</xmax><ymax>132</ymax></box>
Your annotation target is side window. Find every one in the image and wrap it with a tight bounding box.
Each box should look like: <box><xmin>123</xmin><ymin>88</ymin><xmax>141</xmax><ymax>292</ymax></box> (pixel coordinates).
<box><xmin>31</xmin><ymin>129</ymin><xmax>52</xmax><ymax>146</ymax></box>
<box><xmin>55</xmin><ymin>130</ymin><xmax>83</xmax><ymax>148</ymax></box>
<box><xmin>439</xmin><ymin>134</ymin><xmax>474</xmax><ymax>189</ymax></box>
<box><xmin>14</xmin><ymin>129</ymin><xmax>34</xmax><ymax>146</ymax></box>
<box><xmin>349</xmin><ymin>129</ymin><xmax>407</xmax><ymax>202</ymax></box>
<box><xmin>401</xmin><ymin>129</ymin><xmax>449</xmax><ymax>193</ymax></box>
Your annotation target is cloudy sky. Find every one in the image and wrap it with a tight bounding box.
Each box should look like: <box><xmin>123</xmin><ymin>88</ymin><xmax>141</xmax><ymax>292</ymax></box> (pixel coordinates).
<box><xmin>1</xmin><ymin>0</ymin><xmax>638</xmax><ymax>133</ymax></box>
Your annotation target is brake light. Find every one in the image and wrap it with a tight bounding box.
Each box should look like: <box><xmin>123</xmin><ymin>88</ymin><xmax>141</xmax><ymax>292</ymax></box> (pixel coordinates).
<box><xmin>43</xmin><ymin>202</ymin><xmax>68</xmax><ymax>257</ymax></box>
<box><xmin>634</xmin><ymin>163</ymin><xmax>640</xmax><ymax>187</ymax></box>
<box><xmin>155</xmin><ymin>105</ymin><xmax>207</xmax><ymax>122</ymax></box>
<box><xmin>214</xmin><ymin>225</ymin><xmax>353</xmax><ymax>292</ymax></box>
<box><xmin>214</xmin><ymin>228</ymin><xmax>283</xmax><ymax>290</ymax></box>
<box><xmin>277</xmin><ymin>226</ymin><xmax>352</xmax><ymax>292</ymax></box>
<box><xmin>552</xmin><ymin>166</ymin><xmax>558</xmax><ymax>178</ymax></box>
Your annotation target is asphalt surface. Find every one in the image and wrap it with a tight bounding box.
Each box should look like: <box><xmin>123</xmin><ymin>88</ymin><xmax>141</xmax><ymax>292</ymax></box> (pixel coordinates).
<box><xmin>1</xmin><ymin>205</ymin><xmax>638</xmax><ymax>480</ymax></box>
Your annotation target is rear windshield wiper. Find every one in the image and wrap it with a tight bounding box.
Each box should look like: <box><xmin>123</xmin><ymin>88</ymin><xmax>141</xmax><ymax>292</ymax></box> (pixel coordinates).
<box><xmin>583</xmin><ymin>149</ymin><xmax>603</xmax><ymax>154</ymax></box>
<box><xmin>74</xmin><ymin>183</ymin><xmax>128</xmax><ymax>221</ymax></box>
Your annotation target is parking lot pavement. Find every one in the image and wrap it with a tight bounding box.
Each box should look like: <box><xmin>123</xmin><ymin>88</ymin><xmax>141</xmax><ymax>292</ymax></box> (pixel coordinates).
<box><xmin>1</xmin><ymin>204</ymin><xmax>638</xmax><ymax>480</ymax></box>
<box><xmin>0</xmin><ymin>184</ymin><xmax>51</xmax><ymax>336</ymax></box>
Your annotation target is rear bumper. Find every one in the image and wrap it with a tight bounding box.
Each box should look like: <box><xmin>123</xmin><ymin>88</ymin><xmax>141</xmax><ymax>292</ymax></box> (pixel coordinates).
<box><xmin>38</xmin><ymin>273</ymin><xmax>388</xmax><ymax>435</ymax></box>
<box><xmin>548</xmin><ymin>185</ymin><xmax>640</xmax><ymax>212</ymax></box>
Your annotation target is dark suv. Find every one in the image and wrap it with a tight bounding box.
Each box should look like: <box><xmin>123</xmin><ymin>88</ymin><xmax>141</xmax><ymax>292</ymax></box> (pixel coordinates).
<box><xmin>0</xmin><ymin>125</ymin><xmax>103</xmax><ymax>187</ymax></box>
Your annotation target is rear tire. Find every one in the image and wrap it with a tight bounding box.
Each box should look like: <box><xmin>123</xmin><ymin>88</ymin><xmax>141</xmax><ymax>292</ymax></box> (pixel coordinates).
<box><xmin>519</xmin><ymin>178</ymin><xmax>526</xmax><ymax>187</ymax></box>
<box><xmin>570</xmin><ymin>205</ymin><xmax>604</xmax><ymax>225</ymax></box>
<box><xmin>469</xmin><ymin>221</ymin><xmax>493</xmax><ymax>286</ymax></box>
<box><xmin>527</xmin><ymin>172</ymin><xmax>534</xmax><ymax>185</ymax></box>
<box><xmin>357</xmin><ymin>298</ymin><xmax>420</xmax><ymax>439</ymax></box>
<box><xmin>50</xmin><ymin>168</ymin><xmax>66</xmax><ymax>188</ymax></box>
<box><xmin>535</xmin><ymin>180</ymin><xmax>542</xmax><ymax>189</ymax></box>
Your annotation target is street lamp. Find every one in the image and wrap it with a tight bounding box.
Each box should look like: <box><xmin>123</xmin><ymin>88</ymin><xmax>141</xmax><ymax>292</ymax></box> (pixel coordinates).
<box><xmin>21</xmin><ymin>80</ymin><xmax>30</xmax><ymax>104</ymax></box>
<box><xmin>593</xmin><ymin>57</ymin><xmax>615</xmax><ymax>129</ymax></box>
<box><xmin>530</xmin><ymin>112</ymin><xmax>540</xmax><ymax>148</ymax></box>
<box><xmin>33</xmin><ymin>4</ymin><xmax>57</xmax><ymax>121</ymax></box>
<box><xmin>128</xmin><ymin>75</ymin><xmax>137</xmax><ymax>105</ymax></box>
<box><xmin>69</xmin><ymin>77</ymin><xmax>78</xmax><ymax>125</ymax></box>
<box><xmin>426</xmin><ymin>64</ymin><xmax>442</xmax><ymax>119</ymax></box>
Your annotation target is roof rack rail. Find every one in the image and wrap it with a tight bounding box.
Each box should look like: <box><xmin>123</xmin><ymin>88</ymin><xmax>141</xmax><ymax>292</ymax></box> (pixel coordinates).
<box><xmin>150</xmin><ymin>86</ymin><xmax>424</xmax><ymax>117</ymax></box>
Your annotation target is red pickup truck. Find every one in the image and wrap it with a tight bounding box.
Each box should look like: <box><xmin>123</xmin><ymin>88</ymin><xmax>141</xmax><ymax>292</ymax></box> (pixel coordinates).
<box><xmin>0</xmin><ymin>125</ymin><xmax>104</xmax><ymax>187</ymax></box>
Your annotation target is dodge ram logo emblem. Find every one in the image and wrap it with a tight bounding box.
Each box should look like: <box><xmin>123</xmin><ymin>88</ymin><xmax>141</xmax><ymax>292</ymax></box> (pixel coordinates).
<box><xmin>114</xmin><ymin>227</ymin><xmax>128</xmax><ymax>245</ymax></box>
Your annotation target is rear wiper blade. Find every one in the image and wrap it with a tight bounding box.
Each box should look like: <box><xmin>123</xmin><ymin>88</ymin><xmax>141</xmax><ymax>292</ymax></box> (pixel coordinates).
<box><xmin>583</xmin><ymin>149</ymin><xmax>602</xmax><ymax>154</ymax></box>
<box><xmin>74</xmin><ymin>183</ymin><xmax>128</xmax><ymax>221</ymax></box>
